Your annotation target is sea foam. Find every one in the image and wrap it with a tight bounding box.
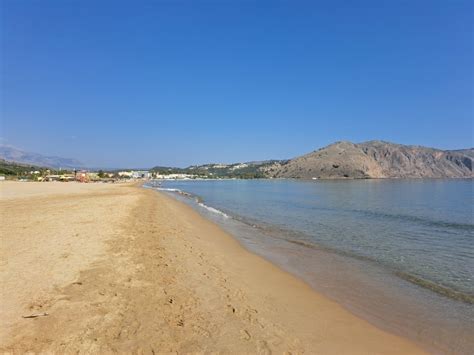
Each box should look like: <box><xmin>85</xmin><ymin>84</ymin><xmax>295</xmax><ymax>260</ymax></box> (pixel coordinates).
<box><xmin>156</xmin><ymin>187</ymin><xmax>229</xmax><ymax>218</ymax></box>
<box><xmin>197</xmin><ymin>202</ymin><xmax>229</xmax><ymax>218</ymax></box>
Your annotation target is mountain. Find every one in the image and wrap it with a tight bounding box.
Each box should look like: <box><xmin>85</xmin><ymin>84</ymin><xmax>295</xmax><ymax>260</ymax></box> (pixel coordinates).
<box><xmin>0</xmin><ymin>144</ymin><xmax>83</xmax><ymax>169</ymax></box>
<box><xmin>268</xmin><ymin>141</ymin><xmax>473</xmax><ymax>179</ymax></box>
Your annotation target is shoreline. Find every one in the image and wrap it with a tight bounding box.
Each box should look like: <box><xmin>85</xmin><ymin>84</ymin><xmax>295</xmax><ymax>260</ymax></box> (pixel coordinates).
<box><xmin>153</xmin><ymin>180</ymin><xmax>474</xmax><ymax>354</ymax></box>
<box><xmin>1</xmin><ymin>181</ymin><xmax>425</xmax><ymax>353</ymax></box>
<box><xmin>151</xmin><ymin>181</ymin><xmax>474</xmax><ymax>304</ymax></box>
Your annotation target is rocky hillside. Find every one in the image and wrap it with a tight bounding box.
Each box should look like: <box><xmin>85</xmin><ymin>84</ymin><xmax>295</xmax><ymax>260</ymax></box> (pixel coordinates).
<box><xmin>0</xmin><ymin>159</ymin><xmax>46</xmax><ymax>176</ymax></box>
<box><xmin>0</xmin><ymin>144</ymin><xmax>83</xmax><ymax>169</ymax></box>
<box><xmin>152</xmin><ymin>160</ymin><xmax>283</xmax><ymax>179</ymax></box>
<box><xmin>268</xmin><ymin>141</ymin><xmax>473</xmax><ymax>179</ymax></box>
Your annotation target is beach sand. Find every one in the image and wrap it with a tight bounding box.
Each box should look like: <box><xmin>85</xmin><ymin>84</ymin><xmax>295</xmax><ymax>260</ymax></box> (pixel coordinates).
<box><xmin>0</xmin><ymin>181</ymin><xmax>425</xmax><ymax>353</ymax></box>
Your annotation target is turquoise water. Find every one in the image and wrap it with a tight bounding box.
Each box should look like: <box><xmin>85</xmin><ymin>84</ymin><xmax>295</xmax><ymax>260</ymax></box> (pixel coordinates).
<box><xmin>147</xmin><ymin>179</ymin><xmax>474</xmax><ymax>354</ymax></box>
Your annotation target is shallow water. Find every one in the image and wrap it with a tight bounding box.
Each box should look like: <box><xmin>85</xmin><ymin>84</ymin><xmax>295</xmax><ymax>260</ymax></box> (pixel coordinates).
<box><xmin>146</xmin><ymin>179</ymin><xmax>474</xmax><ymax>354</ymax></box>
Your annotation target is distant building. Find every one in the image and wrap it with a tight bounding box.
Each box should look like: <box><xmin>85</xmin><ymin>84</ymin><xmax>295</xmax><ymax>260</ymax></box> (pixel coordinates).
<box><xmin>231</xmin><ymin>163</ymin><xmax>248</xmax><ymax>171</ymax></box>
<box><xmin>75</xmin><ymin>170</ymin><xmax>89</xmax><ymax>182</ymax></box>
<box><xmin>75</xmin><ymin>171</ymin><xmax>101</xmax><ymax>182</ymax></box>
<box><xmin>154</xmin><ymin>173</ymin><xmax>197</xmax><ymax>180</ymax></box>
<box><xmin>60</xmin><ymin>174</ymin><xmax>75</xmax><ymax>182</ymax></box>
<box><xmin>118</xmin><ymin>171</ymin><xmax>133</xmax><ymax>178</ymax></box>
<box><xmin>131</xmin><ymin>171</ymin><xmax>151</xmax><ymax>179</ymax></box>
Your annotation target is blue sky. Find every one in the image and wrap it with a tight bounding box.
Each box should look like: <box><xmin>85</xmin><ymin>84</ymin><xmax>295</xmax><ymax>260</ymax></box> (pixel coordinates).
<box><xmin>1</xmin><ymin>0</ymin><xmax>472</xmax><ymax>168</ymax></box>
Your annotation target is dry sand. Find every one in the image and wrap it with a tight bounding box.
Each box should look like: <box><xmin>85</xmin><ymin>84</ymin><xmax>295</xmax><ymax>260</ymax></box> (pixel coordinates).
<box><xmin>0</xmin><ymin>181</ymin><xmax>426</xmax><ymax>353</ymax></box>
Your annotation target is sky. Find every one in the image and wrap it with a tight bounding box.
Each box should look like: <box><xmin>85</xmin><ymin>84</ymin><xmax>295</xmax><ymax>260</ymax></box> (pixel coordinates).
<box><xmin>1</xmin><ymin>0</ymin><xmax>473</xmax><ymax>168</ymax></box>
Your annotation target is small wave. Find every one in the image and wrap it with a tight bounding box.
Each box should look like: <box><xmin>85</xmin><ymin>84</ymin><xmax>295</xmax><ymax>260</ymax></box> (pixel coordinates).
<box><xmin>156</xmin><ymin>187</ymin><xmax>181</xmax><ymax>192</ymax></box>
<box><xmin>155</xmin><ymin>186</ymin><xmax>228</xmax><ymax>217</ymax></box>
<box><xmin>285</xmin><ymin>238</ymin><xmax>474</xmax><ymax>304</ymax></box>
<box><xmin>395</xmin><ymin>272</ymin><xmax>474</xmax><ymax>305</ymax></box>
<box><xmin>294</xmin><ymin>202</ymin><xmax>474</xmax><ymax>231</ymax></box>
<box><xmin>197</xmin><ymin>202</ymin><xmax>229</xmax><ymax>218</ymax></box>
<box><xmin>361</xmin><ymin>210</ymin><xmax>474</xmax><ymax>231</ymax></box>
<box><xmin>156</xmin><ymin>187</ymin><xmax>193</xmax><ymax>197</ymax></box>
<box><xmin>285</xmin><ymin>238</ymin><xmax>375</xmax><ymax>263</ymax></box>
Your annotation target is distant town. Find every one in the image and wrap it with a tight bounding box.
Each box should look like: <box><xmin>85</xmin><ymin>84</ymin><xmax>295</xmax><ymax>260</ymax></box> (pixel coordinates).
<box><xmin>0</xmin><ymin>167</ymin><xmax>222</xmax><ymax>183</ymax></box>
<box><xmin>0</xmin><ymin>158</ymin><xmax>277</xmax><ymax>182</ymax></box>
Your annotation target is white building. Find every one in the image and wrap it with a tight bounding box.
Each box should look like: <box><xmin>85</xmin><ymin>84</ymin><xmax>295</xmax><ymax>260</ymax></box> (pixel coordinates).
<box><xmin>154</xmin><ymin>173</ymin><xmax>197</xmax><ymax>180</ymax></box>
<box><xmin>118</xmin><ymin>171</ymin><xmax>133</xmax><ymax>178</ymax></box>
<box><xmin>131</xmin><ymin>170</ymin><xmax>152</xmax><ymax>179</ymax></box>
<box><xmin>231</xmin><ymin>163</ymin><xmax>248</xmax><ymax>170</ymax></box>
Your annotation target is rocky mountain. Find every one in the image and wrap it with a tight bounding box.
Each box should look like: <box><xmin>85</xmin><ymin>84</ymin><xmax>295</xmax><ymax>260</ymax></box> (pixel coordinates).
<box><xmin>0</xmin><ymin>144</ymin><xmax>83</xmax><ymax>169</ymax></box>
<box><xmin>268</xmin><ymin>141</ymin><xmax>473</xmax><ymax>179</ymax></box>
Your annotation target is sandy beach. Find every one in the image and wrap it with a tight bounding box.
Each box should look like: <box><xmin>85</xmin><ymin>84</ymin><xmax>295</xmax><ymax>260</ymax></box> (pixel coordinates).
<box><xmin>0</xmin><ymin>181</ymin><xmax>425</xmax><ymax>353</ymax></box>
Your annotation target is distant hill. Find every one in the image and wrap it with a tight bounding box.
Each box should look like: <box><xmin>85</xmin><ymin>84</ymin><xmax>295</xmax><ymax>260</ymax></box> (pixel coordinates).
<box><xmin>0</xmin><ymin>144</ymin><xmax>83</xmax><ymax>169</ymax></box>
<box><xmin>0</xmin><ymin>159</ymin><xmax>47</xmax><ymax>176</ymax></box>
<box><xmin>268</xmin><ymin>141</ymin><xmax>473</xmax><ymax>179</ymax></box>
<box><xmin>152</xmin><ymin>160</ymin><xmax>283</xmax><ymax>179</ymax></box>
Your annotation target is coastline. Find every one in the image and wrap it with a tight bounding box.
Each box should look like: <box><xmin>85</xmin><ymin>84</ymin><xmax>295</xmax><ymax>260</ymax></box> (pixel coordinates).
<box><xmin>1</xmin><ymin>181</ymin><xmax>425</xmax><ymax>353</ymax></box>
<box><xmin>154</xmin><ymin>179</ymin><xmax>474</xmax><ymax>355</ymax></box>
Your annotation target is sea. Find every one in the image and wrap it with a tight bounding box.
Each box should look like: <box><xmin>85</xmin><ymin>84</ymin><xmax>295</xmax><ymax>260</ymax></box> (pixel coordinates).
<box><xmin>145</xmin><ymin>178</ymin><xmax>474</xmax><ymax>354</ymax></box>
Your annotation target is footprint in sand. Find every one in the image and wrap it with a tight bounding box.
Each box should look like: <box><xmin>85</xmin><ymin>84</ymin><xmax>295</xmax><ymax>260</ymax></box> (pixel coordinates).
<box><xmin>240</xmin><ymin>329</ymin><xmax>251</xmax><ymax>340</ymax></box>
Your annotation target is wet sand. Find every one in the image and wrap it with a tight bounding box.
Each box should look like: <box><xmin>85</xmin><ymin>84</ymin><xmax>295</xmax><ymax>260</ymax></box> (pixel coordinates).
<box><xmin>0</xmin><ymin>181</ymin><xmax>425</xmax><ymax>353</ymax></box>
